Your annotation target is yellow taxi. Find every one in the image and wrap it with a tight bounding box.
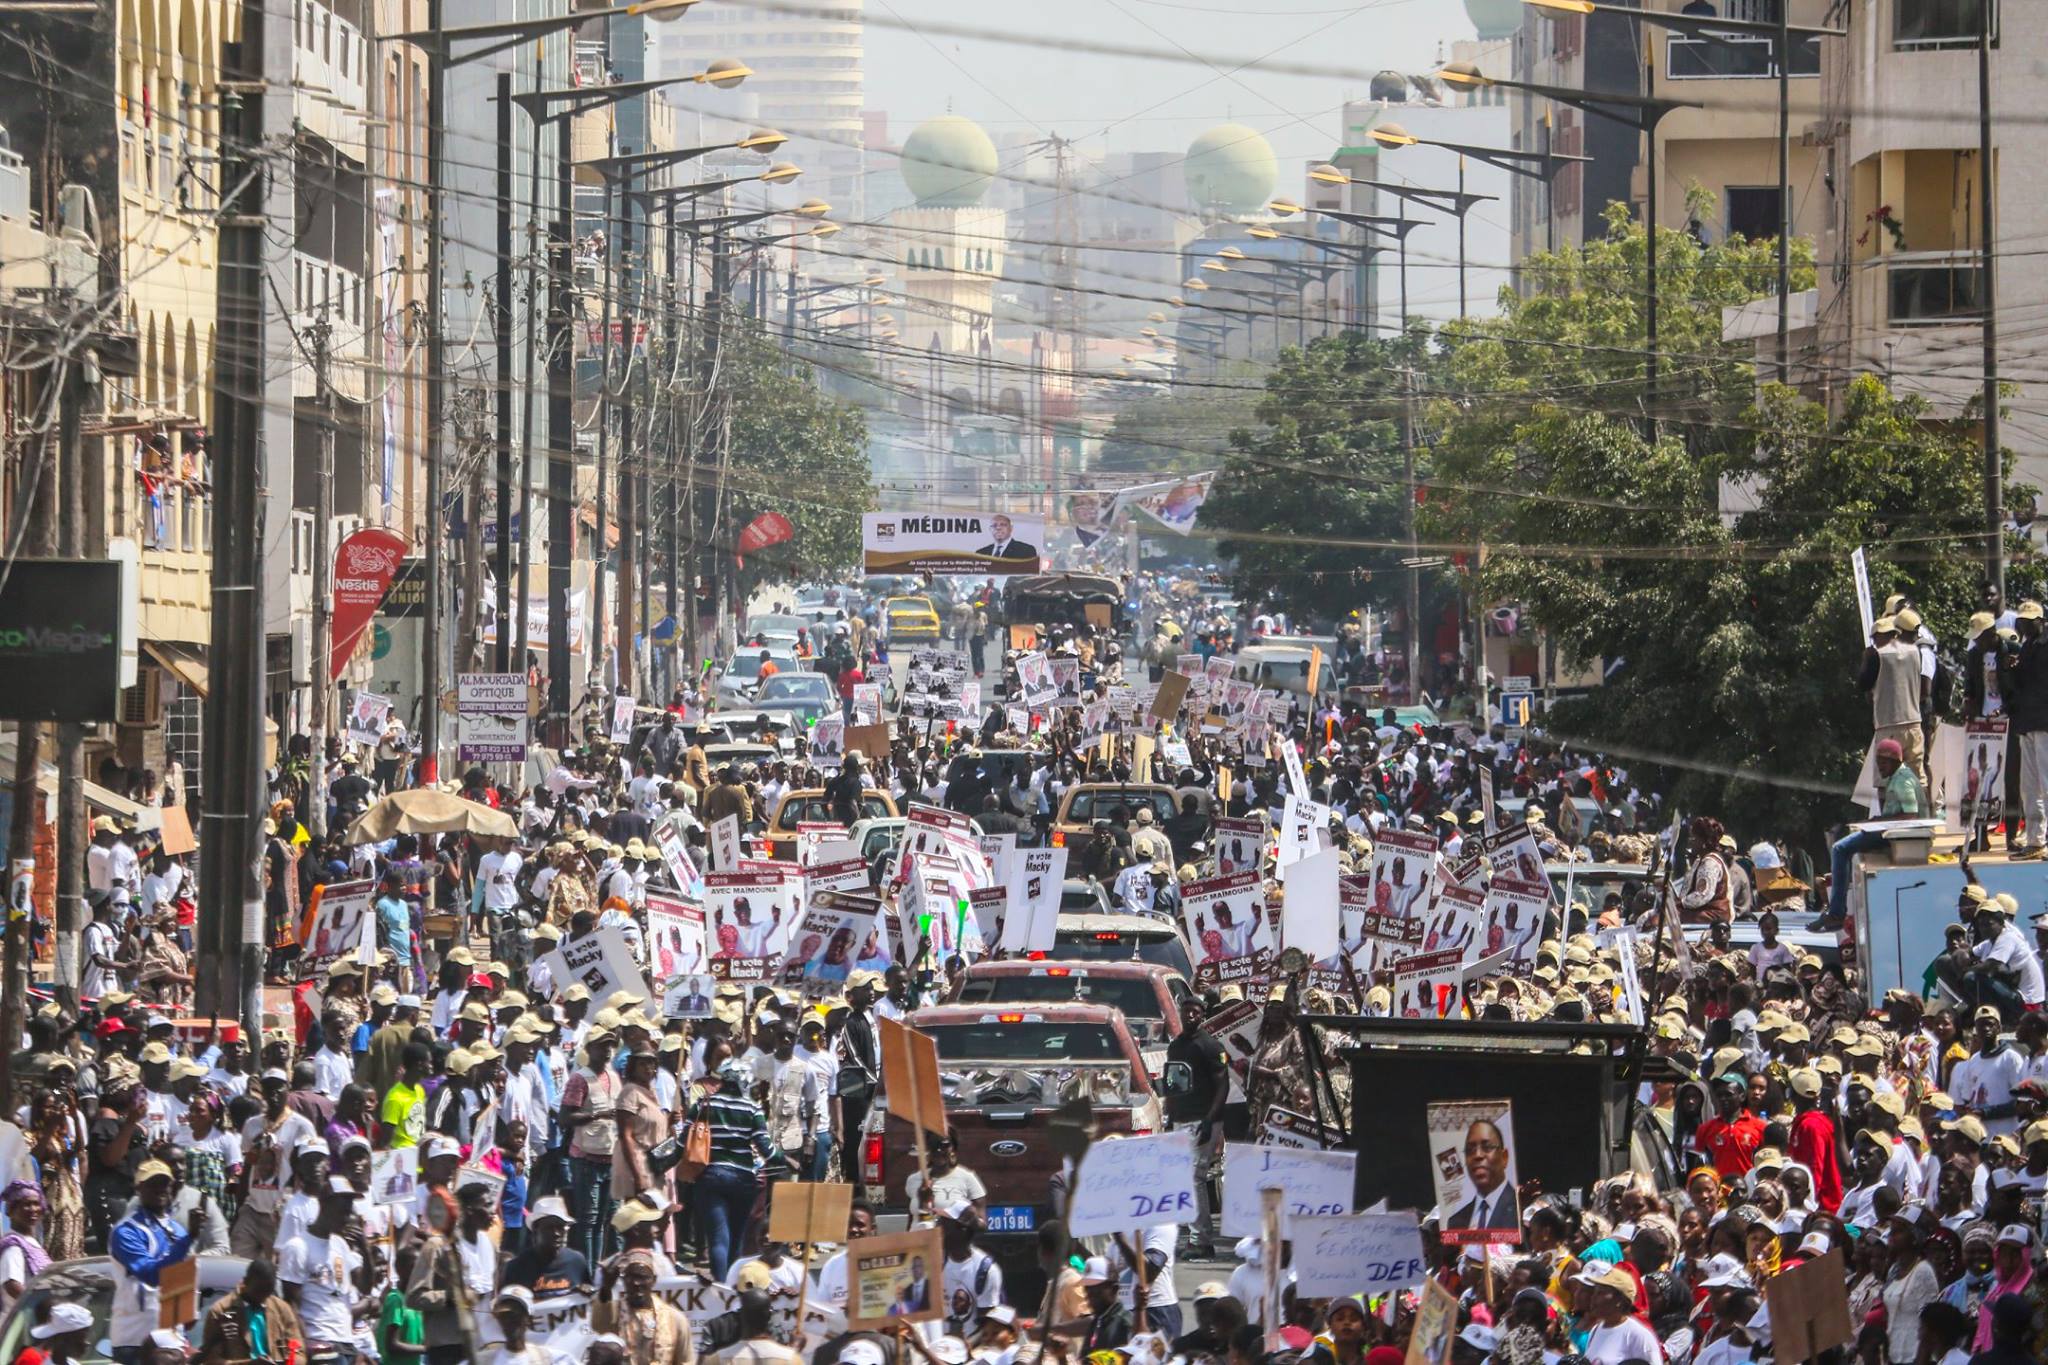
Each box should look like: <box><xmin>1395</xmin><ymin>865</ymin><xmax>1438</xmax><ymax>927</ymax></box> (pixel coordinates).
<box><xmin>883</xmin><ymin>595</ymin><xmax>942</xmax><ymax>642</ymax></box>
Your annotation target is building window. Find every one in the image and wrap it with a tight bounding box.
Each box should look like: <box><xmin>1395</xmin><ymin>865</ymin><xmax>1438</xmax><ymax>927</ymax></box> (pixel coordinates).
<box><xmin>1726</xmin><ymin>186</ymin><xmax>1783</xmax><ymax>242</ymax></box>
<box><xmin>1889</xmin><ymin>257</ymin><xmax>1985</xmax><ymax>323</ymax></box>
<box><xmin>1895</xmin><ymin>0</ymin><xmax>1993</xmax><ymax>48</ymax></box>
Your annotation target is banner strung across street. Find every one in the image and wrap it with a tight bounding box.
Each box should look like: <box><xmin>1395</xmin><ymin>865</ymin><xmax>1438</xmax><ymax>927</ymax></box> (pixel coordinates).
<box><xmin>862</xmin><ymin>512</ymin><xmax>1045</xmax><ymax>575</ymax></box>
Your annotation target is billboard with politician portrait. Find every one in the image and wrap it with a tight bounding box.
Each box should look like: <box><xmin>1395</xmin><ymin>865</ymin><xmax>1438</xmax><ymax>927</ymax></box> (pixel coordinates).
<box><xmin>862</xmin><ymin>512</ymin><xmax>1045</xmax><ymax>576</ymax></box>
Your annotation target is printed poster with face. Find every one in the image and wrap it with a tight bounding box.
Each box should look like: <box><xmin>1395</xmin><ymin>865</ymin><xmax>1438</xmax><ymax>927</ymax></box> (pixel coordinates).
<box><xmin>1181</xmin><ymin>869</ymin><xmax>1272</xmax><ymax>987</ymax></box>
<box><xmin>861</xmin><ymin>511</ymin><xmax>1045</xmax><ymax>577</ymax></box>
<box><xmin>662</xmin><ymin>972</ymin><xmax>718</xmax><ymax>1018</ymax></box>
<box><xmin>784</xmin><ymin>897</ymin><xmax>873</xmax><ymax>985</ymax></box>
<box><xmin>900</xmin><ymin>852</ymin><xmax>985</xmax><ymax>964</ymax></box>
<box><xmin>893</xmin><ymin>804</ymin><xmax>989</xmax><ymax>889</ymax></box>
<box><xmin>705</xmin><ymin>869</ymin><xmax>791</xmax><ymax>981</ymax></box>
<box><xmin>1215</xmin><ymin>817</ymin><xmax>1267</xmax><ymax>877</ymax></box>
<box><xmin>1079</xmin><ymin>702</ymin><xmax>1111</xmax><ymax>749</ymax></box>
<box><xmin>1015</xmin><ymin>651</ymin><xmax>1057</xmax><ymax>709</ymax></box>
<box><xmin>1389</xmin><ymin>947</ymin><xmax>1467</xmax><ymax>1021</ymax></box>
<box><xmin>1201</xmin><ymin>998</ymin><xmax>1265</xmax><ymax>1103</ymax></box>
<box><xmin>1427</xmin><ymin>1098</ymin><xmax>1522</xmax><ymax>1245</ymax></box>
<box><xmin>1418</xmin><ymin>884</ymin><xmax>1486</xmax><ymax>960</ymax></box>
<box><xmin>797</xmin><ymin>823</ymin><xmax>853</xmax><ymax>866</ymax></box>
<box><xmin>1481</xmin><ymin>877</ymin><xmax>1550</xmax><ymax>974</ymax></box>
<box><xmin>651</xmin><ymin>813</ymin><xmax>704</xmax><ymax>898</ymax></box>
<box><xmin>346</xmin><ymin>691</ymin><xmax>394</xmax><ymax>746</ymax></box>
<box><xmin>1964</xmin><ymin>716</ymin><xmax>2010</xmax><ymax>829</ymax></box>
<box><xmin>810</xmin><ymin>718</ymin><xmax>846</xmax><ymax>769</ymax></box>
<box><xmin>1051</xmin><ymin>657</ymin><xmax>1082</xmax><ymax>708</ymax></box>
<box><xmin>852</xmin><ymin>683</ymin><xmax>883</xmax><ymax>724</ymax></box>
<box><xmin>610</xmin><ymin>695</ymin><xmax>636</xmax><ymax>744</ymax></box>
<box><xmin>644</xmin><ymin>893</ymin><xmax>707</xmax><ymax>983</ymax></box>
<box><xmin>1485</xmin><ymin>821</ymin><xmax>1549</xmax><ymax>892</ymax></box>
<box><xmin>1368</xmin><ymin>829</ymin><xmax>1438</xmax><ymax>935</ymax></box>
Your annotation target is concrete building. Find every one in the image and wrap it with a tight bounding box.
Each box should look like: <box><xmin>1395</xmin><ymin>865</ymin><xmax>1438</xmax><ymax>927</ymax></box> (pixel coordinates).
<box><xmin>1808</xmin><ymin>0</ymin><xmax>2047</xmax><ymax>490</ymax></box>
<box><xmin>653</xmin><ymin>0</ymin><xmax>865</xmax><ymax>219</ymax></box>
<box><xmin>1500</xmin><ymin>0</ymin><xmax>1828</xmax><ymax>268</ymax></box>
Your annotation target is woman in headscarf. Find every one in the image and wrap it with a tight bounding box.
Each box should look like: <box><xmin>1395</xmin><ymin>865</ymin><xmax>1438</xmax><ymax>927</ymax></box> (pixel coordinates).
<box><xmin>1971</xmin><ymin>1224</ymin><xmax>2035</xmax><ymax>1353</ymax></box>
<box><xmin>0</xmin><ymin>1180</ymin><xmax>49</xmax><ymax>1316</ymax></box>
<box><xmin>1676</xmin><ymin>817</ymin><xmax>1732</xmax><ymax>924</ymax></box>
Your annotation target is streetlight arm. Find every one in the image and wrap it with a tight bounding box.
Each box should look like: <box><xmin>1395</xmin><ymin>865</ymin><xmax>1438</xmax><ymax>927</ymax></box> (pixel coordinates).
<box><xmin>1414</xmin><ymin>139</ymin><xmax>1592</xmax><ymax>184</ymax></box>
<box><xmin>1461</xmin><ymin>73</ymin><xmax>1699</xmax><ymax>131</ymax></box>
<box><xmin>387</xmin><ymin>0</ymin><xmax>689</xmax><ymax>66</ymax></box>
<box><xmin>1571</xmin><ymin>0</ymin><xmax>1844</xmax><ymax>43</ymax></box>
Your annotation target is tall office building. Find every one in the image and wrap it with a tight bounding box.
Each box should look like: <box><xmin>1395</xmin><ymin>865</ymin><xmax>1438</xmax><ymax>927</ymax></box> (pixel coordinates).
<box><xmin>650</xmin><ymin>1</ymin><xmax>866</xmax><ymax>219</ymax></box>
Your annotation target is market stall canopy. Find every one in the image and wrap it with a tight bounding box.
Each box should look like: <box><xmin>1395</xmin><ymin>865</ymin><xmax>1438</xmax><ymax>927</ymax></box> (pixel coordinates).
<box><xmin>344</xmin><ymin>789</ymin><xmax>518</xmax><ymax>843</ymax></box>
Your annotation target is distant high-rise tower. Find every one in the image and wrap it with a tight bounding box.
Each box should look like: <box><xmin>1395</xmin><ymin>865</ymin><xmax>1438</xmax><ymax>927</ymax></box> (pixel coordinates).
<box><xmin>650</xmin><ymin>1</ymin><xmax>866</xmax><ymax>218</ymax></box>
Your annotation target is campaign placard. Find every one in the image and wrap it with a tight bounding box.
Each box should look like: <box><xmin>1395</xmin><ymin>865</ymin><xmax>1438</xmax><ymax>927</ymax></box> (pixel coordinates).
<box><xmin>651</xmin><ymin>813</ymin><xmax>703</xmax><ymax>898</ymax></box>
<box><xmin>1215</xmin><ymin>817</ymin><xmax>1267</xmax><ymax>877</ymax></box>
<box><xmin>1006</xmin><ymin>846</ymin><xmax>1067</xmax><ymax>953</ymax></box>
<box><xmin>1181</xmin><ymin>869</ymin><xmax>1272</xmax><ymax>987</ymax></box>
<box><xmin>1291</xmin><ymin>1214</ymin><xmax>1429</xmax><ymax>1299</ymax></box>
<box><xmin>1068</xmin><ymin>1130</ymin><xmax>1197</xmax><ymax>1238</ymax></box>
<box><xmin>1220</xmin><ymin>1142</ymin><xmax>1356</xmax><ymax>1237</ymax></box>
<box><xmin>645</xmin><ymin>893</ymin><xmax>707</xmax><ymax>983</ymax></box>
<box><xmin>538</xmin><ymin>927</ymin><xmax>651</xmax><ymax>1006</ymax></box>
<box><xmin>785</xmin><ymin>898</ymin><xmax>873</xmax><ymax>985</ymax></box>
<box><xmin>1427</xmin><ymin>1098</ymin><xmax>1522</xmax><ymax>1245</ymax></box>
<box><xmin>1964</xmin><ymin>716</ymin><xmax>2011</xmax><ymax>829</ymax></box>
<box><xmin>706</xmin><ymin>869</ymin><xmax>791</xmax><ymax>981</ymax></box>
<box><xmin>345</xmin><ymin>691</ymin><xmax>393</xmax><ymax>747</ymax></box>
<box><xmin>1015</xmin><ymin>651</ymin><xmax>1057</xmax><ymax>709</ymax></box>
<box><xmin>1481</xmin><ymin>876</ymin><xmax>1549</xmax><ymax>973</ymax></box>
<box><xmin>1486</xmin><ymin>821</ymin><xmax>1548</xmax><ymax>889</ymax></box>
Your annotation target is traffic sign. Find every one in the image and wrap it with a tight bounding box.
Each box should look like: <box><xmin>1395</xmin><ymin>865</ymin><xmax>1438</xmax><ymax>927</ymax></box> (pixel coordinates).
<box><xmin>1500</xmin><ymin>691</ymin><xmax>1535</xmax><ymax>731</ymax></box>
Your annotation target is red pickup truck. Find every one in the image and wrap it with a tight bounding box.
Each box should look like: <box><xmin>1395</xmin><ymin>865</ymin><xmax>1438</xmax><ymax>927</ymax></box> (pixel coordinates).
<box><xmin>860</xmin><ymin>1003</ymin><xmax>1167</xmax><ymax>1292</ymax></box>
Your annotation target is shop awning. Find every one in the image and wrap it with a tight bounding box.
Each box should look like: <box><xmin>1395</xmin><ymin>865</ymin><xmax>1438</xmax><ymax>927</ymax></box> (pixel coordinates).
<box><xmin>144</xmin><ymin>641</ymin><xmax>208</xmax><ymax>697</ymax></box>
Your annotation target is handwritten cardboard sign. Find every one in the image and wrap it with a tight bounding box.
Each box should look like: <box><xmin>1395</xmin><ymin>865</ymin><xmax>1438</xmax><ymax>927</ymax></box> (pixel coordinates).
<box><xmin>1067</xmin><ymin>1129</ymin><xmax>1197</xmax><ymax>1237</ymax></box>
<box><xmin>878</xmin><ymin>1015</ymin><xmax>947</xmax><ymax>1140</ymax></box>
<box><xmin>768</xmin><ymin>1181</ymin><xmax>856</xmax><ymax>1245</ymax></box>
<box><xmin>846</xmin><ymin>723</ymin><xmax>893</xmax><ymax>760</ymax></box>
<box><xmin>1220</xmin><ymin>1142</ymin><xmax>1356</xmax><ymax>1237</ymax></box>
<box><xmin>1291</xmin><ymin>1213</ymin><xmax>1429</xmax><ymax>1299</ymax></box>
<box><xmin>1766</xmin><ymin>1247</ymin><xmax>1854</xmax><ymax>1362</ymax></box>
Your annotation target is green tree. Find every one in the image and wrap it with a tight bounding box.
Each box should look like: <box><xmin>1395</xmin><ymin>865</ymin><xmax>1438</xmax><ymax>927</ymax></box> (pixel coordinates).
<box><xmin>718</xmin><ymin>325</ymin><xmax>874</xmax><ymax>597</ymax></box>
<box><xmin>1097</xmin><ymin>359</ymin><xmax>1265</xmax><ymax>480</ymax></box>
<box><xmin>1423</xmin><ymin>203</ymin><xmax>2009</xmax><ymax>847</ymax></box>
<box><xmin>1204</xmin><ymin>328</ymin><xmax>1430</xmax><ymax>620</ymax></box>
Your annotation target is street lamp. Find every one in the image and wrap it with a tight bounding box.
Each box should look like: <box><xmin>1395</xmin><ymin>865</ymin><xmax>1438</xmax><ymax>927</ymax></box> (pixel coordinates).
<box><xmin>1428</xmin><ymin>61</ymin><xmax>1697</xmax><ymax>399</ymax></box>
<box><xmin>1374</xmin><ymin>95</ymin><xmax>1591</xmax><ymax>263</ymax></box>
<box><xmin>1514</xmin><ymin>0</ymin><xmax>1844</xmax><ymax>382</ymax></box>
<box><xmin>1305</xmin><ymin>160</ymin><xmax>1494</xmax><ymax>323</ymax></box>
<box><xmin>1270</xmin><ymin>192</ymin><xmax>1435</xmax><ymax>336</ymax></box>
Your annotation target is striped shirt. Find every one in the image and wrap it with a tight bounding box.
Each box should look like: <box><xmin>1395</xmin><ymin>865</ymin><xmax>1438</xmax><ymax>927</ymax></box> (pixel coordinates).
<box><xmin>697</xmin><ymin>1090</ymin><xmax>780</xmax><ymax>1173</ymax></box>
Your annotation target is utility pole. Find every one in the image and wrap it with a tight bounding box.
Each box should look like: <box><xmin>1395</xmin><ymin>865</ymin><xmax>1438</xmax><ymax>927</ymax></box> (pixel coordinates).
<box><xmin>1401</xmin><ymin>362</ymin><xmax>1420</xmax><ymax>704</ymax></box>
<box><xmin>200</xmin><ymin>0</ymin><xmax>274</xmax><ymax>1044</ymax></box>
<box><xmin>308</xmin><ymin>313</ymin><xmax>335</xmax><ymax>839</ymax></box>
<box><xmin>1775</xmin><ymin>0</ymin><xmax>1791</xmax><ymax>386</ymax></box>
<box><xmin>421</xmin><ymin>0</ymin><xmax>447</xmax><ymax>785</ymax></box>
<box><xmin>4</xmin><ymin>362</ymin><xmax>62</xmax><ymax>1084</ymax></box>
<box><xmin>592</xmin><ymin>179</ymin><xmax>613</xmax><ymax>691</ymax></box>
<box><xmin>546</xmin><ymin>116</ymin><xmax>575</xmax><ymax>745</ymax></box>
<box><xmin>494</xmin><ymin>70</ymin><xmax>515</xmax><ymax>674</ymax></box>
<box><xmin>616</xmin><ymin>189</ymin><xmax>639</xmax><ymax>700</ymax></box>
<box><xmin>55</xmin><ymin>349</ymin><xmax>101</xmax><ymax>1010</ymax></box>
<box><xmin>1980</xmin><ymin>2</ymin><xmax>2004</xmax><ymax>601</ymax></box>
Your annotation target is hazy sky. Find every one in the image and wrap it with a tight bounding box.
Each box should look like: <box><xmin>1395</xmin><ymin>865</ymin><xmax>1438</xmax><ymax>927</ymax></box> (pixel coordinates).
<box><xmin>861</xmin><ymin>0</ymin><xmax>1477</xmax><ymax>171</ymax></box>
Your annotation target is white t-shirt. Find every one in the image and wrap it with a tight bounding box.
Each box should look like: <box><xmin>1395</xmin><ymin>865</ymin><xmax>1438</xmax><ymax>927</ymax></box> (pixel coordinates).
<box><xmin>480</xmin><ymin>850</ymin><xmax>524</xmax><ymax>913</ymax></box>
<box><xmin>279</xmin><ymin>1231</ymin><xmax>364</xmax><ymax>1343</ymax></box>
<box><xmin>1585</xmin><ymin>1316</ymin><xmax>1663</xmax><ymax>1365</ymax></box>
<box><xmin>1977</xmin><ymin>926</ymin><xmax>2047</xmax><ymax>1005</ymax></box>
<box><xmin>312</xmin><ymin>1047</ymin><xmax>355</xmax><ymax>1101</ymax></box>
<box><xmin>82</xmin><ymin>920</ymin><xmax>119</xmax><ymax>997</ymax></box>
<box><xmin>1117</xmin><ymin>1226</ymin><xmax>1179</xmax><ymax>1310</ymax></box>
<box><xmin>239</xmin><ymin>1111</ymin><xmax>318</xmax><ymax>1214</ymax></box>
<box><xmin>942</xmin><ymin>1248</ymin><xmax>1004</xmax><ymax>1336</ymax></box>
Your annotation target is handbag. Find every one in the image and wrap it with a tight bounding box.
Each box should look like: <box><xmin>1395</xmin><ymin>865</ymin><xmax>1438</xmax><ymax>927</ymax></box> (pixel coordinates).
<box><xmin>653</xmin><ymin>1116</ymin><xmax>713</xmax><ymax>1180</ymax></box>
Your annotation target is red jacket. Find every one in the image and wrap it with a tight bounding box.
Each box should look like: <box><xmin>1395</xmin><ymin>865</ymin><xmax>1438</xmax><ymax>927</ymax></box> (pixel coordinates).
<box><xmin>1788</xmin><ymin>1106</ymin><xmax>1845</xmax><ymax>1212</ymax></box>
<box><xmin>1696</xmin><ymin>1110</ymin><xmax>1766</xmax><ymax>1178</ymax></box>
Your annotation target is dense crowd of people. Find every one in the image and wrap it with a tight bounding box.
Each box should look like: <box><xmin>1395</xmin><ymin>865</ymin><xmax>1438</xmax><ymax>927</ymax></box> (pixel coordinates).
<box><xmin>14</xmin><ymin>570</ymin><xmax>2048</xmax><ymax>1365</ymax></box>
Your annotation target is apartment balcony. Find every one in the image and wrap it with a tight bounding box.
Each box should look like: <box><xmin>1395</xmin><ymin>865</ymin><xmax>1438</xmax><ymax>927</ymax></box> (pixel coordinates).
<box><xmin>1666</xmin><ymin>30</ymin><xmax>1820</xmax><ymax>79</ymax></box>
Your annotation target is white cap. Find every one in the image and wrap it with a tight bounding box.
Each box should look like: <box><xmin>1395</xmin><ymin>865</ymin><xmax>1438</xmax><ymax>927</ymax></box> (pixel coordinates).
<box><xmin>2001</xmin><ymin>1224</ymin><xmax>2036</xmax><ymax>1246</ymax></box>
<box><xmin>1080</xmin><ymin>1256</ymin><xmax>1112</xmax><ymax>1285</ymax></box>
<box><xmin>1458</xmin><ymin>1324</ymin><xmax>1499</xmax><ymax>1353</ymax></box>
<box><xmin>983</xmin><ymin>1306</ymin><xmax>1018</xmax><ymax>1329</ymax></box>
<box><xmin>423</xmin><ymin>1135</ymin><xmax>461</xmax><ymax>1162</ymax></box>
<box><xmin>931</xmin><ymin>1338</ymin><xmax>970</xmax><ymax>1365</ymax></box>
<box><xmin>840</xmin><ymin>1342</ymin><xmax>889</xmax><ymax>1365</ymax></box>
<box><xmin>1741</xmin><ymin>1303</ymin><xmax>1774</xmax><ymax>1346</ymax></box>
<box><xmin>33</xmin><ymin>1303</ymin><xmax>93</xmax><ymax>1339</ymax></box>
<box><xmin>1699</xmin><ymin>1253</ymin><xmax>1751</xmax><ymax>1289</ymax></box>
<box><xmin>1798</xmin><ymin>1231</ymin><xmax>1832</xmax><ymax>1257</ymax></box>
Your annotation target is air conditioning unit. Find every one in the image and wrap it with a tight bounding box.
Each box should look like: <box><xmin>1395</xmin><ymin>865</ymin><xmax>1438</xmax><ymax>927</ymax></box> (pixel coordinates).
<box><xmin>120</xmin><ymin>668</ymin><xmax>161</xmax><ymax>728</ymax></box>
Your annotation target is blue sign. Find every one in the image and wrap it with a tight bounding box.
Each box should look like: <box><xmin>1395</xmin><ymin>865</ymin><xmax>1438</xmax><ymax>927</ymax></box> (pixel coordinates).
<box><xmin>1500</xmin><ymin>691</ymin><xmax>1534</xmax><ymax>729</ymax></box>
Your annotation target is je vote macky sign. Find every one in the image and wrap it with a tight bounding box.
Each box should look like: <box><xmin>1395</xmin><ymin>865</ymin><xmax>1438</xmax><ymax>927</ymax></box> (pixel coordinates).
<box><xmin>862</xmin><ymin>512</ymin><xmax>1045</xmax><ymax>576</ymax></box>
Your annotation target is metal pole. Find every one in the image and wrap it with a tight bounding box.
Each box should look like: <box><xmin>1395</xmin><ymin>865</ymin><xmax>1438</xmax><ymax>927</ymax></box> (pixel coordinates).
<box><xmin>494</xmin><ymin>71</ymin><xmax>514</xmax><ymax>674</ymax></box>
<box><xmin>53</xmin><ymin>354</ymin><xmax>95</xmax><ymax>1010</ymax></box>
<box><xmin>309</xmin><ymin>314</ymin><xmax>334</xmax><ymax>839</ymax></box>
<box><xmin>422</xmin><ymin>4</ymin><xmax>446</xmax><ymax>785</ymax></box>
<box><xmin>1458</xmin><ymin>156</ymin><xmax>1468</xmax><ymax>321</ymax></box>
<box><xmin>617</xmin><ymin>183</ymin><xmax>639</xmax><ymax>699</ymax></box>
<box><xmin>3</xmin><ymin>350</ymin><xmax>51</xmax><ymax>1084</ymax></box>
<box><xmin>1645</xmin><ymin>51</ymin><xmax>1660</xmax><ymax>408</ymax></box>
<box><xmin>546</xmin><ymin>115</ymin><xmax>575</xmax><ymax>745</ymax></box>
<box><xmin>200</xmin><ymin>0</ymin><xmax>273</xmax><ymax>1045</ymax></box>
<box><xmin>1545</xmin><ymin>110</ymin><xmax>1556</xmax><ymax>260</ymax></box>
<box><xmin>1401</xmin><ymin>361</ymin><xmax>1419</xmax><ymax>706</ymax></box>
<box><xmin>515</xmin><ymin>54</ymin><xmax>546</xmax><ymax>677</ymax></box>
<box><xmin>1981</xmin><ymin>1</ymin><xmax>2004</xmax><ymax>600</ymax></box>
<box><xmin>1776</xmin><ymin>0</ymin><xmax>1792</xmax><ymax>385</ymax></box>
<box><xmin>592</xmin><ymin>179</ymin><xmax>614</xmax><ymax>690</ymax></box>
